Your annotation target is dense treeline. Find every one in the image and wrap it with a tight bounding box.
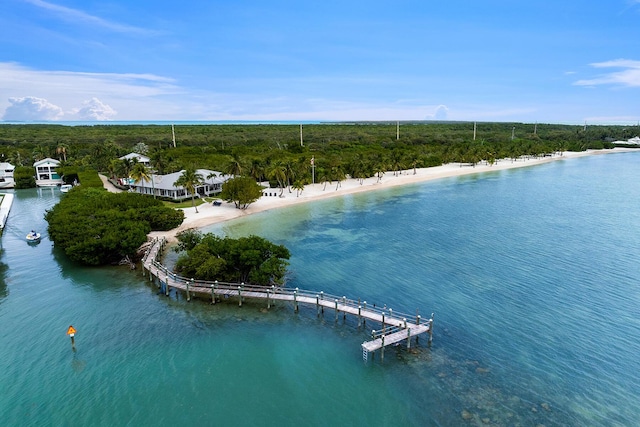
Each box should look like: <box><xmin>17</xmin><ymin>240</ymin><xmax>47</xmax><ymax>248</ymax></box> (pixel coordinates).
<box><xmin>1</xmin><ymin>122</ymin><xmax>637</xmax><ymax>194</ymax></box>
<box><xmin>45</xmin><ymin>188</ymin><xmax>184</xmax><ymax>265</ymax></box>
<box><xmin>0</xmin><ymin>122</ymin><xmax>634</xmax><ymax>171</ymax></box>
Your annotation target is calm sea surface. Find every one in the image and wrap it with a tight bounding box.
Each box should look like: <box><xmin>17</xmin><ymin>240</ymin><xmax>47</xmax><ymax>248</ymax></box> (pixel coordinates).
<box><xmin>1</xmin><ymin>152</ymin><xmax>639</xmax><ymax>426</ymax></box>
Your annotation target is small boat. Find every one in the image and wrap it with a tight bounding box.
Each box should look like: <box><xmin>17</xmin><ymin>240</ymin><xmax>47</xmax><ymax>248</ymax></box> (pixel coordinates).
<box><xmin>26</xmin><ymin>230</ymin><xmax>41</xmax><ymax>243</ymax></box>
<box><xmin>60</xmin><ymin>184</ymin><xmax>73</xmax><ymax>193</ymax></box>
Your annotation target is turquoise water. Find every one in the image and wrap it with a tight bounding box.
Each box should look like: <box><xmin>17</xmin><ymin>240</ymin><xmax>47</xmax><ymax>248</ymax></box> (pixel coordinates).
<box><xmin>2</xmin><ymin>153</ymin><xmax>640</xmax><ymax>426</ymax></box>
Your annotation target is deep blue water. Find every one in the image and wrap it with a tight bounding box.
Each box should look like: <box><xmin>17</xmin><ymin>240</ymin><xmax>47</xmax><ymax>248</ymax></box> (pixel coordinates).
<box><xmin>1</xmin><ymin>152</ymin><xmax>639</xmax><ymax>426</ymax></box>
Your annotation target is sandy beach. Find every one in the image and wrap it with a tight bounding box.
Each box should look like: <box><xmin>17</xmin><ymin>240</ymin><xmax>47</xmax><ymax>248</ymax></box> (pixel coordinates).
<box><xmin>143</xmin><ymin>148</ymin><xmax>636</xmax><ymax>242</ymax></box>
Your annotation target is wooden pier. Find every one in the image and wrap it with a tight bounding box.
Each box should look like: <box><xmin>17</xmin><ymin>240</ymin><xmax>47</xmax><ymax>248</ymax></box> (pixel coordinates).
<box><xmin>142</xmin><ymin>237</ymin><xmax>434</xmax><ymax>362</ymax></box>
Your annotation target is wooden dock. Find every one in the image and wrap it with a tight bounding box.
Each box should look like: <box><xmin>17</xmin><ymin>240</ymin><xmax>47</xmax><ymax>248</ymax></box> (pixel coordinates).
<box><xmin>0</xmin><ymin>193</ymin><xmax>13</xmax><ymax>233</ymax></box>
<box><xmin>142</xmin><ymin>237</ymin><xmax>434</xmax><ymax>362</ymax></box>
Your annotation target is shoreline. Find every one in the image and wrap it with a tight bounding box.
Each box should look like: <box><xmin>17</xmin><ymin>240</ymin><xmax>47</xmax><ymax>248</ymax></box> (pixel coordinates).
<box><xmin>147</xmin><ymin>148</ymin><xmax>637</xmax><ymax>242</ymax></box>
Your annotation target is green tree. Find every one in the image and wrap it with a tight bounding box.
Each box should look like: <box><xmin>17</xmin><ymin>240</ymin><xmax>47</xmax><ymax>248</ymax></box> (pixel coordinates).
<box><xmin>267</xmin><ymin>161</ymin><xmax>287</xmax><ymax>196</ymax></box>
<box><xmin>56</xmin><ymin>142</ymin><xmax>69</xmax><ymax>162</ymax></box>
<box><xmin>219</xmin><ymin>176</ymin><xmax>263</xmax><ymax>209</ymax></box>
<box><xmin>32</xmin><ymin>144</ymin><xmax>49</xmax><ymax>162</ymax></box>
<box><xmin>175</xmin><ymin>233</ymin><xmax>290</xmax><ymax>286</ymax></box>
<box><xmin>130</xmin><ymin>163</ymin><xmax>152</xmax><ymax>196</ymax></box>
<box><xmin>45</xmin><ymin>188</ymin><xmax>184</xmax><ymax>265</ymax></box>
<box><xmin>120</xmin><ymin>158</ymin><xmax>135</xmax><ymax>187</ymax></box>
<box><xmin>226</xmin><ymin>153</ymin><xmax>244</xmax><ymax>176</ymax></box>
<box><xmin>247</xmin><ymin>158</ymin><xmax>265</xmax><ymax>182</ymax></box>
<box><xmin>292</xmin><ymin>180</ymin><xmax>305</xmax><ymax>197</ymax></box>
<box><xmin>175</xmin><ymin>168</ymin><xmax>204</xmax><ymax>212</ymax></box>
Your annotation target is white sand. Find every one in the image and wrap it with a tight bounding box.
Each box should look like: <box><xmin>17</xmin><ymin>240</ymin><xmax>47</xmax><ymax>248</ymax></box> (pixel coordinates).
<box><xmin>147</xmin><ymin>148</ymin><xmax>637</xmax><ymax>242</ymax></box>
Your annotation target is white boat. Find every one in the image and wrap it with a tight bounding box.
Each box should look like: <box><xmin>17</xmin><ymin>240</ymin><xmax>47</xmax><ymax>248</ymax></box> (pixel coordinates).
<box><xmin>26</xmin><ymin>231</ymin><xmax>41</xmax><ymax>243</ymax></box>
<box><xmin>60</xmin><ymin>184</ymin><xmax>73</xmax><ymax>193</ymax></box>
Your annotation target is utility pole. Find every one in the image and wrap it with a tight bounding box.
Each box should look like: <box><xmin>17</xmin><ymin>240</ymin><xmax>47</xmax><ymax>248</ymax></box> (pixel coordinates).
<box><xmin>300</xmin><ymin>124</ymin><xmax>304</xmax><ymax>147</ymax></box>
<box><xmin>171</xmin><ymin>124</ymin><xmax>176</xmax><ymax>148</ymax></box>
<box><xmin>311</xmin><ymin>156</ymin><xmax>315</xmax><ymax>184</ymax></box>
<box><xmin>473</xmin><ymin>122</ymin><xmax>477</xmax><ymax>141</ymax></box>
<box><xmin>396</xmin><ymin>121</ymin><xmax>399</xmax><ymax>140</ymax></box>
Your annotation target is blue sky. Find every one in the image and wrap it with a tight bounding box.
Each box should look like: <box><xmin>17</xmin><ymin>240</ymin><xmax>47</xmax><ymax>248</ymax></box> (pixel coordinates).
<box><xmin>1</xmin><ymin>0</ymin><xmax>639</xmax><ymax>123</ymax></box>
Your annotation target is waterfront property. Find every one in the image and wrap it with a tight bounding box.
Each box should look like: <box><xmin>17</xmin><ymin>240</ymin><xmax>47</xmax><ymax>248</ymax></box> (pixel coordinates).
<box><xmin>142</xmin><ymin>237</ymin><xmax>434</xmax><ymax>362</ymax></box>
<box><xmin>129</xmin><ymin>169</ymin><xmax>232</xmax><ymax>201</ymax></box>
<box><xmin>33</xmin><ymin>158</ymin><xmax>63</xmax><ymax>187</ymax></box>
<box><xmin>0</xmin><ymin>162</ymin><xmax>15</xmax><ymax>189</ymax></box>
<box><xmin>119</xmin><ymin>152</ymin><xmax>151</xmax><ymax>166</ymax></box>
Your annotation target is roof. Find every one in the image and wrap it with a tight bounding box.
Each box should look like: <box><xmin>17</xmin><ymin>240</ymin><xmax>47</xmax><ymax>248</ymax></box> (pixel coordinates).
<box><xmin>33</xmin><ymin>157</ymin><xmax>60</xmax><ymax>167</ymax></box>
<box><xmin>135</xmin><ymin>169</ymin><xmax>232</xmax><ymax>190</ymax></box>
<box><xmin>119</xmin><ymin>152</ymin><xmax>151</xmax><ymax>163</ymax></box>
<box><xmin>0</xmin><ymin>162</ymin><xmax>14</xmax><ymax>170</ymax></box>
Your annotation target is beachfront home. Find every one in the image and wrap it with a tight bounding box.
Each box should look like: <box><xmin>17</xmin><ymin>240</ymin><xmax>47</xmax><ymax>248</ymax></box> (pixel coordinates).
<box><xmin>0</xmin><ymin>162</ymin><xmax>15</xmax><ymax>189</ymax></box>
<box><xmin>34</xmin><ymin>158</ymin><xmax>63</xmax><ymax>187</ymax></box>
<box><xmin>129</xmin><ymin>169</ymin><xmax>232</xmax><ymax>201</ymax></box>
<box><xmin>119</xmin><ymin>152</ymin><xmax>151</xmax><ymax>166</ymax></box>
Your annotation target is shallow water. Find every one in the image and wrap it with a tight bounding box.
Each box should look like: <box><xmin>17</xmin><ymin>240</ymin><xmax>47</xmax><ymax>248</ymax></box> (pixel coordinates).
<box><xmin>2</xmin><ymin>152</ymin><xmax>640</xmax><ymax>426</ymax></box>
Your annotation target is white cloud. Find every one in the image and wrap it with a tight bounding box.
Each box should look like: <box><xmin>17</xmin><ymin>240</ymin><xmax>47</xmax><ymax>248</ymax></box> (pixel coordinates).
<box><xmin>23</xmin><ymin>0</ymin><xmax>155</xmax><ymax>35</ymax></box>
<box><xmin>434</xmin><ymin>105</ymin><xmax>449</xmax><ymax>120</ymax></box>
<box><xmin>0</xmin><ymin>62</ymin><xmax>181</xmax><ymax>120</ymax></box>
<box><xmin>423</xmin><ymin>104</ymin><xmax>449</xmax><ymax>120</ymax></box>
<box><xmin>70</xmin><ymin>98</ymin><xmax>117</xmax><ymax>121</ymax></box>
<box><xmin>2</xmin><ymin>96</ymin><xmax>64</xmax><ymax>121</ymax></box>
<box><xmin>574</xmin><ymin>59</ymin><xmax>640</xmax><ymax>87</ymax></box>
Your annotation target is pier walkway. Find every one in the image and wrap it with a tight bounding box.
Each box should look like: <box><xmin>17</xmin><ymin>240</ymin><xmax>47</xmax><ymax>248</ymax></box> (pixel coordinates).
<box><xmin>142</xmin><ymin>237</ymin><xmax>434</xmax><ymax>362</ymax></box>
<box><xmin>0</xmin><ymin>193</ymin><xmax>14</xmax><ymax>232</ymax></box>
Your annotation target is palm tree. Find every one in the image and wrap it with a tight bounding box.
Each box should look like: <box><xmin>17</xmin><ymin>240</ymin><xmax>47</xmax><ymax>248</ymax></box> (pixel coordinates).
<box><xmin>130</xmin><ymin>163</ymin><xmax>152</xmax><ymax>196</ymax></box>
<box><xmin>331</xmin><ymin>165</ymin><xmax>345</xmax><ymax>190</ymax></box>
<box><xmin>283</xmin><ymin>160</ymin><xmax>296</xmax><ymax>192</ymax></box>
<box><xmin>107</xmin><ymin>159</ymin><xmax>120</xmax><ymax>180</ymax></box>
<box><xmin>175</xmin><ymin>168</ymin><xmax>204</xmax><ymax>212</ymax></box>
<box><xmin>318</xmin><ymin>168</ymin><xmax>331</xmax><ymax>191</ymax></box>
<box><xmin>372</xmin><ymin>161</ymin><xmax>386</xmax><ymax>183</ymax></box>
<box><xmin>226</xmin><ymin>154</ymin><xmax>244</xmax><ymax>176</ymax></box>
<box><xmin>32</xmin><ymin>145</ymin><xmax>49</xmax><ymax>162</ymax></box>
<box><xmin>56</xmin><ymin>143</ymin><xmax>69</xmax><ymax>162</ymax></box>
<box><xmin>248</xmin><ymin>158</ymin><xmax>264</xmax><ymax>182</ymax></box>
<box><xmin>292</xmin><ymin>180</ymin><xmax>305</xmax><ymax>197</ymax></box>
<box><xmin>120</xmin><ymin>158</ymin><xmax>135</xmax><ymax>188</ymax></box>
<box><xmin>150</xmin><ymin>149</ymin><xmax>168</xmax><ymax>174</ymax></box>
<box><xmin>389</xmin><ymin>151</ymin><xmax>404</xmax><ymax>176</ymax></box>
<box><xmin>9</xmin><ymin>151</ymin><xmax>23</xmax><ymax>167</ymax></box>
<box><xmin>266</xmin><ymin>162</ymin><xmax>287</xmax><ymax>197</ymax></box>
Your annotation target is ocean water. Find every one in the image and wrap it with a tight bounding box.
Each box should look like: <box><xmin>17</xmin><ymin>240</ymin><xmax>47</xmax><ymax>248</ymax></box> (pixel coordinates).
<box><xmin>1</xmin><ymin>152</ymin><xmax>639</xmax><ymax>426</ymax></box>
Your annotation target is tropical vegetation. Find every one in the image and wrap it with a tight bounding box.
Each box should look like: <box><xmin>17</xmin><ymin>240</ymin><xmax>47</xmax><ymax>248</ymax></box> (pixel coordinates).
<box><xmin>45</xmin><ymin>188</ymin><xmax>184</xmax><ymax>265</ymax></box>
<box><xmin>219</xmin><ymin>176</ymin><xmax>263</xmax><ymax>209</ymax></box>
<box><xmin>174</xmin><ymin>229</ymin><xmax>290</xmax><ymax>286</ymax></box>
<box><xmin>0</xmin><ymin>122</ymin><xmax>634</xmax><ymax>194</ymax></box>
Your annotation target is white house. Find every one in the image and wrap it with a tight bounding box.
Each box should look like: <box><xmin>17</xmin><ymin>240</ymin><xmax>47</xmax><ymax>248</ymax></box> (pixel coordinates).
<box><xmin>0</xmin><ymin>162</ymin><xmax>15</xmax><ymax>189</ymax></box>
<box><xmin>119</xmin><ymin>152</ymin><xmax>151</xmax><ymax>166</ymax></box>
<box><xmin>129</xmin><ymin>169</ymin><xmax>232</xmax><ymax>201</ymax></box>
<box><xmin>34</xmin><ymin>158</ymin><xmax>63</xmax><ymax>187</ymax></box>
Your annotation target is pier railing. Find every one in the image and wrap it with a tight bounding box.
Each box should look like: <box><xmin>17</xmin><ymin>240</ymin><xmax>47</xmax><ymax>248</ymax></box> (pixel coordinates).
<box><xmin>141</xmin><ymin>237</ymin><xmax>433</xmax><ymax>362</ymax></box>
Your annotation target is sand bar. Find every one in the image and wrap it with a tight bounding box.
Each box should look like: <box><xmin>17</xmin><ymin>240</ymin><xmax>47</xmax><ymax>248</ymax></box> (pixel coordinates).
<box><xmin>145</xmin><ymin>148</ymin><xmax>637</xmax><ymax>242</ymax></box>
